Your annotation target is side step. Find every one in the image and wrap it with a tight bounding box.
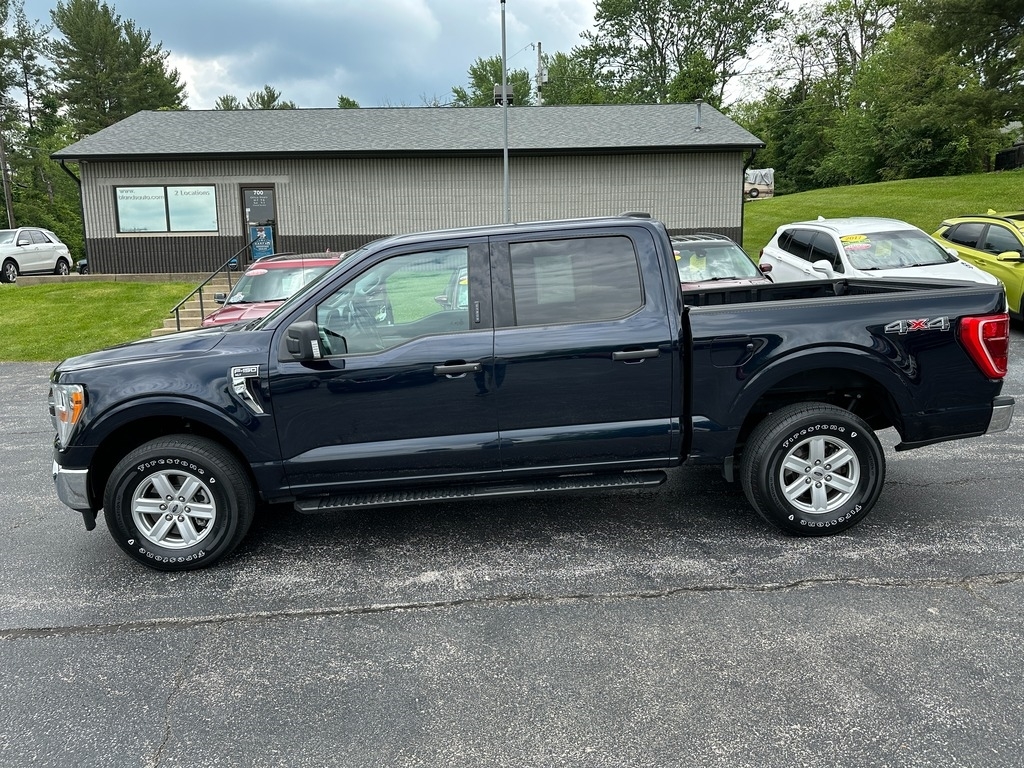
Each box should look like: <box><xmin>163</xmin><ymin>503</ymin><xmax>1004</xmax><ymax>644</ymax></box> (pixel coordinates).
<box><xmin>294</xmin><ymin>470</ymin><xmax>667</xmax><ymax>514</ymax></box>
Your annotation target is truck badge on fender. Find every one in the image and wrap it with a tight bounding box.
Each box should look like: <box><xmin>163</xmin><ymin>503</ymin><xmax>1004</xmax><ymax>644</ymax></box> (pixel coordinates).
<box><xmin>884</xmin><ymin>317</ymin><xmax>950</xmax><ymax>334</ymax></box>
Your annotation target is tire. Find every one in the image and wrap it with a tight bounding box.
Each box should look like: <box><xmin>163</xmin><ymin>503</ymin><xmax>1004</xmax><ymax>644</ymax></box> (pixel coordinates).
<box><xmin>748</xmin><ymin>188</ymin><xmax>760</xmax><ymax>199</ymax></box>
<box><xmin>740</xmin><ymin>402</ymin><xmax>885</xmax><ymax>536</ymax></box>
<box><xmin>78</xmin><ymin>262</ymin><xmax>90</xmax><ymax>275</ymax></box>
<box><xmin>1</xmin><ymin>259</ymin><xmax>16</xmax><ymax>283</ymax></box>
<box><xmin>103</xmin><ymin>436</ymin><xmax>255</xmax><ymax>570</ymax></box>
<box><xmin>55</xmin><ymin>258</ymin><xmax>70</xmax><ymax>276</ymax></box>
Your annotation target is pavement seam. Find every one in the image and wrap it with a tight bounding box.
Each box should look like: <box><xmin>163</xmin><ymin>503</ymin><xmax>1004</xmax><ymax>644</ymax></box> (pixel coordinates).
<box><xmin>3</xmin><ymin>571</ymin><xmax>1021</xmax><ymax>640</ymax></box>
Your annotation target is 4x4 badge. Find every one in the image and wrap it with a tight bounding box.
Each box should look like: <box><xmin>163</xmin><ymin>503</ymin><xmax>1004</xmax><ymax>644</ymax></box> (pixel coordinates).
<box><xmin>884</xmin><ymin>317</ymin><xmax>950</xmax><ymax>334</ymax></box>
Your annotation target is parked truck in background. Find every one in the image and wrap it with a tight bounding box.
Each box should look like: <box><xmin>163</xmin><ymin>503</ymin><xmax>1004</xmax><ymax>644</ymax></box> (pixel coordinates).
<box><xmin>49</xmin><ymin>215</ymin><xmax>1014</xmax><ymax>570</ymax></box>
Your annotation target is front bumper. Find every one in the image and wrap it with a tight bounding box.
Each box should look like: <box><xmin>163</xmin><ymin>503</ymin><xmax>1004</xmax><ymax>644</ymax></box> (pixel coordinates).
<box><xmin>52</xmin><ymin>459</ymin><xmax>91</xmax><ymax>513</ymax></box>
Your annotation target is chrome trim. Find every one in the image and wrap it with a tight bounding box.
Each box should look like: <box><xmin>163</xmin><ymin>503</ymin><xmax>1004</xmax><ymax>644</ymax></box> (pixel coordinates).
<box><xmin>52</xmin><ymin>460</ymin><xmax>91</xmax><ymax>512</ymax></box>
<box><xmin>987</xmin><ymin>397</ymin><xmax>1014</xmax><ymax>434</ymax></box>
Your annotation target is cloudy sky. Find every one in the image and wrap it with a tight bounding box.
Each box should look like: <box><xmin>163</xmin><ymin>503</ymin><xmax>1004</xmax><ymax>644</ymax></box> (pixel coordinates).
<box><xmin>22</xmin><ymin>0</ymin><xmax>597</xmax><ymax>109</ymax></box>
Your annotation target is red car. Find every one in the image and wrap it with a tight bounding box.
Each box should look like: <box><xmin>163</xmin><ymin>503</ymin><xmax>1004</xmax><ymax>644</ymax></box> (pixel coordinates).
<box><xmin>202</xmin><ymin>253</ymin><xmax>343</xmax><ymax>327</ymax></box>
<box><xmin>672</xmin><ymin>233</ymin><xmax>771</xmax><ymax>290</ymax></box>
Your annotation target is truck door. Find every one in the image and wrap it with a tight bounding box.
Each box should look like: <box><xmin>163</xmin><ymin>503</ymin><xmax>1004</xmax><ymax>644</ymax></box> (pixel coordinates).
<box><xmin>268</xmin><ymin>238</ymin><xmax>498</xmax><ymax>492</ymax></box>
<box><xmin>489</xmin><ymin>227</ymin><xmax>678</xmax><ymax>471</ymax></box>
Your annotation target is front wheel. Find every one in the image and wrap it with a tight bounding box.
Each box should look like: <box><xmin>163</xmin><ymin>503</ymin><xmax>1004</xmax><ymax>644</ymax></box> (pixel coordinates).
<box><xmin>103</xmin><ymin>436</ymin><xmax>255</xmax><ymax>570</ymax></box>
<box><xmin>740</xmin><ymin>403</ymin><xmax>885</xmax><ymax>535</ymax></box>
<box><xmin>1</xmin><ymin>259</ymin><xmax>16</xmax><ymax>283</ymax></box>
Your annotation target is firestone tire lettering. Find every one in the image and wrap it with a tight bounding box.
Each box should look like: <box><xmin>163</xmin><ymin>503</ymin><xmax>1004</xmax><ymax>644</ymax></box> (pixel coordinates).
<box><xmin>740</xmin><ymin>402</ymin><xmax>886</xmax><ymax>537</ymax></box>
<box><xmin>103</xmin><ymin>435</ymin><xmax>254</xmax><ymax>572</ymax></box>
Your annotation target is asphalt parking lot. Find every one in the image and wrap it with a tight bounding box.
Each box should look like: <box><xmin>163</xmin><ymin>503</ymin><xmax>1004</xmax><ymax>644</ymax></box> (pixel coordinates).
<box><xmin>2</xmin><ymin>329</ymin><xmax>1024</xmax><ymax>767</ymax></box>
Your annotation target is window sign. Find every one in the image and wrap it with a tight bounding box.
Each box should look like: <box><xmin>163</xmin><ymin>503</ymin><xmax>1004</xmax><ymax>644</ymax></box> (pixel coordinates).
<box><xmin>116</xmin><ymin>187</ymin><xmax>168</xmax><ymax>232</ymax></box>
<box><xmin>167</xmin><ymin>186</ymin><xmax>218</xmax><ymax>231</ymax></box>
<box><xmin>115</xmin><ymin>185</ymin><xmax>218</xmax><ymax>233</ymax></box>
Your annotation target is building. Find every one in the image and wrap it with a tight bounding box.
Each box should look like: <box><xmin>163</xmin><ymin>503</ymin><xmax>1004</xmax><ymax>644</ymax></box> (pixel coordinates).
<box><xmin>51</xmin><ymin>104</ymin><xmax>764</xmax><ymax>274</ymax></box>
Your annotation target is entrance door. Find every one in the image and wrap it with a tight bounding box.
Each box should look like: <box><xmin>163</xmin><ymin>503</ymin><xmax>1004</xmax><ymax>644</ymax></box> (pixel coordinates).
<box><xmin>241</xmin><ymin>187</ymin><xmax>276</xmax><ymax>261</ymax></box>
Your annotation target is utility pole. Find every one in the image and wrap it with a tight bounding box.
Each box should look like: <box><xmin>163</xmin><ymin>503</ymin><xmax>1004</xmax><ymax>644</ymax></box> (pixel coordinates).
<box><xmin>500</xmin><ymin>0</ymin><xmax>511</xmax><ymax>224</ymax></box>
<box><xmin>535</xmin><ymin>41</ymin><xmax>545</xmax><ymax>106</ymax></box>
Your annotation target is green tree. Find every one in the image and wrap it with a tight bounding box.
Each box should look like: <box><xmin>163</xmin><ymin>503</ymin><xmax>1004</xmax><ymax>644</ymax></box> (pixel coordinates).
<box><xmin>451</xmin><ymin>56</ymin><xmax>533</xmax><ymax>107</ymax></box>
<box><xmin>579</xmin><ymin>0</ymin><xmax>786</xmax><ymax>105</ymax></box>
<box><xmin>9</xmin><ymin>0</ymin><xmax>53</xmax><ymax>130</ymax></box>
<box><xmin>538</xmin><ymin>50</ymin><xmax>615</xmax><ymax>105</ymax></box>
<box><xmin>49</xmin><ymin>0</ymin><xmax>186</xmax><ymax>136</ymax></box>
<box><xmin>213</xmin><ymin>94</ymin><xmax>242</xmax><ymax>110</ymax></box>
<box><xmin>821</xmin><ymin>22</ymin><xmax>1001</xmax><ymax>183</ymax></box>
<box><xmin>337</xmin><ymin>94</ymin><xmax>359</xmax><ymax>109</ymax></box>
<box><xmin>244</xmin><ymin>84</ymin><xmax>296</xmax><ymax>109</ymax></box>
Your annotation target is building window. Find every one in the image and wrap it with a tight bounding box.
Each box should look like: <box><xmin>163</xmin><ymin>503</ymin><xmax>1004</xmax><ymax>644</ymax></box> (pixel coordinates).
<box><xmin>115</xmin><ymin>185</ymin><xmax>218</xmax><ymax>233</ymax></box>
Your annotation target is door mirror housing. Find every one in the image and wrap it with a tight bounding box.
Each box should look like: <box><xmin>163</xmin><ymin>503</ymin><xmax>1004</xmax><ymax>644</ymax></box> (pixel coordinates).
<box><xmin>810</xmin><ymin>259</ymin><xmax>834</xmax><ymax>277</ymax></box>
<box><xmin>284</xmin><ymin>320</ymin><xmax>324</xmax><ymax>360</ymax></box>
<box><xmin>996</xmin><ymin>251</ymin><xmax>1024</xmax><ymax>263</ymax></box>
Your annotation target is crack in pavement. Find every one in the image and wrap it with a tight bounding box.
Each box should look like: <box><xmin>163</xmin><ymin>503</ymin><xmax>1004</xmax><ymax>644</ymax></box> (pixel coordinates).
<box><xmin>2</xmin><ymin>571</ymin><xmax>1022</xmax><ymax>641</ymax></box>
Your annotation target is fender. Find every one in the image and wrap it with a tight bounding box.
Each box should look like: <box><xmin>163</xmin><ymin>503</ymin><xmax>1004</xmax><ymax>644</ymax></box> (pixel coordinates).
<box><xmin>690</xmin><ymin>345</ymin><xmax>916</xmax><ymax>462</ymax></box>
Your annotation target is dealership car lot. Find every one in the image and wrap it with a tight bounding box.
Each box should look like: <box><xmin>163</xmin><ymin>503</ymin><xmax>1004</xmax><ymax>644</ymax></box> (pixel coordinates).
<box><xmin>3</xmin><ymin>331</ymin><xmax>1024</xmax><ymax>765</ymax></box>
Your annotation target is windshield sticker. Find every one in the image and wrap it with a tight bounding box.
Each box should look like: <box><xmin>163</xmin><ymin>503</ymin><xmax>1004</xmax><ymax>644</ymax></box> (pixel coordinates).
<box><xmin>841</xmin><ymin>234</ymin><xmax>872</xmax><ymax>252</ymax></box>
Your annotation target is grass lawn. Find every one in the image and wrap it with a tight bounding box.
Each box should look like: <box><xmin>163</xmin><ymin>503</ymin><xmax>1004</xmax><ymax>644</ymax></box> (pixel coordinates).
<box><xmin>742</xmin><ymin>168</ymin><xmax>1024</xmax><ymax>255</ymax></box>
<box><xmin>0</xmin><ymin>281</ymin><xmax>192</xmax><ymax>362</ymax></box>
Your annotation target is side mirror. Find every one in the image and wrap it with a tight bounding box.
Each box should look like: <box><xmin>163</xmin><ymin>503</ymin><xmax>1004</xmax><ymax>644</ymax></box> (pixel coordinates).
<box><xmin>284</xmin><ymin>320</ymin><xmax>326</xmax><ymax>360</ymax></box>
<box><xmin>434</xmin><ymin>294</ymin><xmax>451</xmax><ymax>309</ymax></box>
<box><xmin>758</xmin><ymin>262</ymin><xmax>773</xmax><ymax>274</ymax></box>
<box><xmin>945</xmin><ymin>247</ymin><xmax>960</xmax><ymax>259</ymax></box>
<box><xmin>810</xmin><ymin>259</ymin><xmax>834</xmax><ymax>277</ymax></box>
<box><xmin>996</xmin><ymin>251</ymin><xmax>1024</xmax><ymax>263</ymax></box>
<box><xmin>214</xmin><ymin>292</ymin><xmax>227</xmax><ymax>304</ymax></box>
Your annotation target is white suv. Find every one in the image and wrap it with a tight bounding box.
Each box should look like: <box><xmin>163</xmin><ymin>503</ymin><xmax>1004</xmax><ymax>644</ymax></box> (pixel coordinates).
<box><xmin>758</xmin><ymin>217</ymin><xmax>998</xmax><ymax>286</ymax></box>
<box><xmin>0</xmin><ymin>227</ymin><xmax>74</xmax><ymax>283</ymax></box>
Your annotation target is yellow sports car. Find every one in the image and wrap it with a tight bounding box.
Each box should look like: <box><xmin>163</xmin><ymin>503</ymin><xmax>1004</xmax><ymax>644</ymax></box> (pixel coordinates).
<box><xmin>933</xmin><ymin>211</ymin><xmax>1024</xmax><ymax>318</ymax></box>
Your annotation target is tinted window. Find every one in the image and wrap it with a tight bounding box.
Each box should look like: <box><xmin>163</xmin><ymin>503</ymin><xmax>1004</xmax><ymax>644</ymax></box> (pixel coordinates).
<box><xmin>781</xmin><ymin>229</ymin><xmax>816</xmax><ymax>262</ymax></box>
<box><xmin>317</xmin><ymin>247</ymin><xmax>470</xmax><ymax>355</ymax></box>
<box><xmin>983</xmin><ymin>224</ymin><xmax>1023</xmax><ymax>255</ymax></box>
<box><xmin>945</xmin><ymin>222</ymin><xmax>983</xmax><ymax>247</ymax></box>
<box><xmin>810</xmin><ymin>233</ymin><xmax>843</xmax><ymax>272</ymax></box>
<box><xmin>29</xmin><ymin>230</ymin><xmax>50</xmax><ymax>245</ymax></box>
<box><xmin>509</xmin><ymin>236</ymin><xmax>642</xmax><ymax>326</ymax></box>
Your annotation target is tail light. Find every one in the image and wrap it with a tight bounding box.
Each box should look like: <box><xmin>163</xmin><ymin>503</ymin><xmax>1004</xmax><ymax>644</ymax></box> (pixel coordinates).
<box><xmin>959</xmin><ymin>314</ymin><xmax>1009</xmax><ymax>379</ymax></box>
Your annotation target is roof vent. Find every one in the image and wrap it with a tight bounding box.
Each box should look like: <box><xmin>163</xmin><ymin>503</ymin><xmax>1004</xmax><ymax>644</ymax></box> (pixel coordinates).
<box><xmin>694</xmin><ymin>98</ymin><xmax>703</xmax><ymax>132</ymax></box>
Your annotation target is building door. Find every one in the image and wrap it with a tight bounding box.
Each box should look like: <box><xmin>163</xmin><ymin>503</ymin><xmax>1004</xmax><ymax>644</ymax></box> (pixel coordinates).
<box><xmin>241</xmin><ymin>186</ymin><xmax>277</xmax><ymax>261</ymax></box>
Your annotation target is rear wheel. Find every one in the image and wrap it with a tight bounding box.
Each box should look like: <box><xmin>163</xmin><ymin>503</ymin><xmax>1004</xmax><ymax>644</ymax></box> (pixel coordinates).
<box><xmin>740</xmin><ymin>403</ymin><xmax>885</xmax><ymax>535</ymax></box>
<box><xmin>1</xmin><ymin>259</ymin><xmax>16</xmax><ymax>283</ymax></box>
<box><xmin>55</xmin><ymin>258</ymin><xmax>70</xmax><ymax>275</ymax></box>
<box><xmin>748</xmin><ymin>188</ymin><xmax>760</xmax><ymax>199</ymax></box>
<box><xmin>103</xmin><ymin>436</ymin><xmax>255</xmax><ymax>570</ymax></box>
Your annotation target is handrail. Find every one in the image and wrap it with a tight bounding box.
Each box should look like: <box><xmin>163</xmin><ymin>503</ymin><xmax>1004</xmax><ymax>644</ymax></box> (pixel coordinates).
<box><xmin>169</xmin><ymin>236</ymin><xmax>259</xmax><ymax>331</ymax></box>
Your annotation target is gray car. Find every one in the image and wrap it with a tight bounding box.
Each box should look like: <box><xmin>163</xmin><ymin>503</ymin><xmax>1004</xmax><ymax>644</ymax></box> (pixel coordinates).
<box><xmin>0</xmin><ymin>227</ymin><xmax>73</xmax><ymax>283</ymax></box>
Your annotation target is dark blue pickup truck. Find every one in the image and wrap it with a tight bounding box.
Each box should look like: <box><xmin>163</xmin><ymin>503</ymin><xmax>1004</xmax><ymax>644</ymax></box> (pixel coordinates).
<box><xmin>49</xmin><ymin>215</ymin><xmax>1014</xmax><ymax>570</ymax></box>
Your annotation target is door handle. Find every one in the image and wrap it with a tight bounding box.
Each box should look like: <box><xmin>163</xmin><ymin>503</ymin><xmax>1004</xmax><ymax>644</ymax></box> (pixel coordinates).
<box><xmin>612</xmin><ymin>348</ymin><xmax>660</xmax><ymax>362</ymax></box>
<box><xmin>434</xmin><ymin>361</ymin><xmax>482</xmax><ymax>377</ymax></box>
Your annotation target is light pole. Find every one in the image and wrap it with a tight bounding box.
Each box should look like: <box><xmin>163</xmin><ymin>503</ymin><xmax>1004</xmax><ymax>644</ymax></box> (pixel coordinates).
<box><xmin>500</xmin><ymin>0</ymin><xmax>510</xmax><ymax>223</ymax></box>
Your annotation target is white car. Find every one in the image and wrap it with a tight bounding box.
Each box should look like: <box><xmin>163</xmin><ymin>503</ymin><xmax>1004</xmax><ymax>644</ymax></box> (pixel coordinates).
<box><xmin>0</xmin><ymin>227</ymin><xmax>74</xmax><ymax>283</ymax></box>
<box><xmin>758</xmin><ymin>217</ymin><xmax>999</xmax><ymax>286</ymax></box>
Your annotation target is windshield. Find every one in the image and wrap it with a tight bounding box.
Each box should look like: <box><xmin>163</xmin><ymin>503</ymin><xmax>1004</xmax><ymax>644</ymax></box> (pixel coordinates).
<box><xmin>674</xmin><ymin>242</ymin><xmax>761</xmax><ymax>281</ymax></box>
<box><xmin>226</xmin><ymin>264</ymin><xmax>334</xmax><ymax>304</ymax></box>
<box><xmin>841</xmin><ymin>230</ymin><xmax>956</xmax><ymax>270</ymax></box>
<box><xmin>250</xmin><ymin>249</ymin><xmax>364</xmax><ymax>330</ymax></box>
<box><xmin>0</xmin><ymin>230</ymin><xmax>15</xmax><ymax>245</ymax></box>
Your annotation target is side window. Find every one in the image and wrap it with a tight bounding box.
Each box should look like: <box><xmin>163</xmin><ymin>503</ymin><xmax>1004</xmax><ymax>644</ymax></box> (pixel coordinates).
<box><xmin>16</xmin><ymin>231</ymin><xmax>32</xmax><ymax>246</ymax></box>
<box><xmin>782</xmin><ymin>229</ymin><xmax>815</xmax><ymax>262</ymax></box>
<box><xmin>316</xmin><ymin>247</ymin><xmax>470</xmax><ymax>355</ymax></box>
<box><xmin>810</xmin><ymin>233</ymin><xmax>843</xmax><ymax>272</ymax></box>
<box><xmin>30</xmin><ymin>230</ymin><xmax>49</xmax><ymax>245</ymax></box>
<box><xmin>946</xmin><ymin>222</ymin><xmax>983</xmax><ymax>248</ymax></box>
<box><xmin>509</xmin><ymin>236</ymin><xmax>642</xmax><ymax>326</ymax></box>
<box><xmin>983</xmin><ymin>224</ymin><xmax>1023</xmax><ymax>255</ymax></box>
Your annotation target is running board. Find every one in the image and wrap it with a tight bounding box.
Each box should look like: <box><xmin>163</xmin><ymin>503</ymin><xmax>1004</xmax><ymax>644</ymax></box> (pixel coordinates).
<box><xmin>294</xmin><ymin>470</ymin><xmax>667</xmax><ymax>514</ymax></box>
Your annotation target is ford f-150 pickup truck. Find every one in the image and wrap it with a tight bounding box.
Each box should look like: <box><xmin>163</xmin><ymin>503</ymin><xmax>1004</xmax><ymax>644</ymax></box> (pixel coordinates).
<box><xmin>49</xmin><ymin>215</ymin><xmax>1015</xmax><ymax>570</ymax></box>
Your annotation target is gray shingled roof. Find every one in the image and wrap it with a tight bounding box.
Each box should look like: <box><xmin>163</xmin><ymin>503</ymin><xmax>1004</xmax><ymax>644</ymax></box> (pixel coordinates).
<box><xmin>52</xmin><ymin>103</ymin><xmax>762</xmax><ymax>161</ymax></box>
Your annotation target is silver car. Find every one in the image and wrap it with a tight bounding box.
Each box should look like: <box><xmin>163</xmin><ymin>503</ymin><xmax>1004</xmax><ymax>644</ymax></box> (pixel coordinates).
<box><xmin>0</xmin><ymin>227</ymin><xmax>73</xmax><ymax>283</ymax></box>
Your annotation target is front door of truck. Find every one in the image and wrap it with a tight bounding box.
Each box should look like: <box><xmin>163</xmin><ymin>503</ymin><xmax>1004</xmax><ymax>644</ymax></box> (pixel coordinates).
<box><xmin>268</xmin><ymin>239</ymin><xmax>497</xmax><ymax>493</ymax></box>
<box><xmin>489</xmin><ymin>227</ymin><xmax>678</xmax><ymax>471</ymax></box>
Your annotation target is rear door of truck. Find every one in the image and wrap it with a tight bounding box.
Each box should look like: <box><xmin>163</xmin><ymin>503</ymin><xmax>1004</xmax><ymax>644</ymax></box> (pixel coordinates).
<box><xmin>488</xmin><ymin>223</ymin><xmax>681</xmax><ymax>471</ymax></box>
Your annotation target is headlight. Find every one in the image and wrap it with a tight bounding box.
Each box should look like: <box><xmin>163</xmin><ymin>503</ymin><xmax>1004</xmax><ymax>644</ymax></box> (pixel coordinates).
<box><xmin>49</xmin><ymin>383</ymin><xmax>85</xmax><ymax>449</ymax></box>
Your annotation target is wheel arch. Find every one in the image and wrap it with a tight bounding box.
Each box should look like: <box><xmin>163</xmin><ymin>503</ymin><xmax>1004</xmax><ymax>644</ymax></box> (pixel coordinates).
<box><xmin>729</xmin><ymin>349</ymin><xmax>914</xmax><ymax>458</ymax></box>
<box><xmin>83</xmin><ymin>398</ymin><xmax>270</xmax><ymax>512</ymax></box>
